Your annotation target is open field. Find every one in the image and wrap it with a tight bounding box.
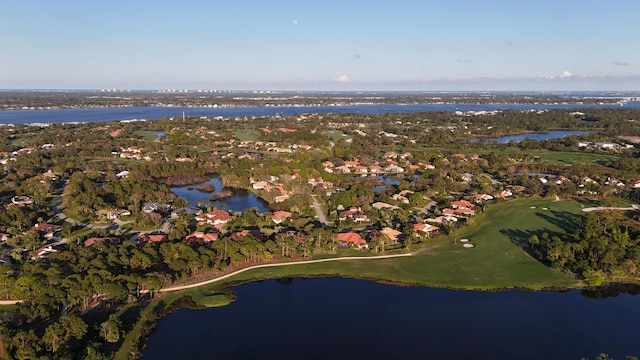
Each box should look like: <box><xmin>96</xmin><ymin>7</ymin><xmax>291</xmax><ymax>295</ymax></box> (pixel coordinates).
<box><xmin>133</xmin><ymin>130</ymin><xmax>160</xmax><ymax>141</ymax></box>
<box><xmin>474</xmin><ymin>148</ymin><xmax>618</xmax><ymax>167</ymax></box>
<box><xmin>232</xmin><ymin>129</ymin><xmax>260</xmax><ymax>141</ymax></box>
<box><xmin>186</xmin><ymin>199</ymin><xmax>582</xmax><ymax>291</ymax></box>
<box><xmin>541</xmin><ymin>151</ymin><xmax>618</xmax><ymax>166</ymax></box>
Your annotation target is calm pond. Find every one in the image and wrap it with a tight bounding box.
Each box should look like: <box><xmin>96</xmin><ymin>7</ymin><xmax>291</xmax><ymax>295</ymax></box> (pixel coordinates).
<box><xmin>142</xmin><ymin>277</ymin><xmax>640</xmax><ymax>360</ymax></box>
<box><xmin>170</xmin><ymin>176</ymin><xmax>270</xmax><ymax>213</ymax></box>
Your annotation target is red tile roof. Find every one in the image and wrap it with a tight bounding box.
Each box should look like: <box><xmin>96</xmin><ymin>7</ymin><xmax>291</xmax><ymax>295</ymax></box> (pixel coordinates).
<box><xmin>138</xmin><ymin>234</ymin><xmax>168</xmax><ymax>245</ymax></box>
<box><xmin>335</xmin><ymin>232</ymin><xmax>367</xmax><ymax>245</ymax></box>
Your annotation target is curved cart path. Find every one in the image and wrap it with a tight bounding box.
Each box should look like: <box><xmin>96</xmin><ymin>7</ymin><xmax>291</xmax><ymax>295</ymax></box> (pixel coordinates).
<box><xmin>160</xmin><ymin>252</ymin><xmax>414</xmax><ymax>292</ymax></box>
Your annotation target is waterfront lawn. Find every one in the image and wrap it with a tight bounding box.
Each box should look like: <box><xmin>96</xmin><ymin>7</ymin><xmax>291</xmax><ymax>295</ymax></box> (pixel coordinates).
<box><xmin>134</xmin><ymin>130</ymin><xmax>160</xmax><ymax>141</ymax></box>
<box><xmin>214</xmin><ymin>199</ymin><xmax>582</xmax><ymax>290</ymax></box>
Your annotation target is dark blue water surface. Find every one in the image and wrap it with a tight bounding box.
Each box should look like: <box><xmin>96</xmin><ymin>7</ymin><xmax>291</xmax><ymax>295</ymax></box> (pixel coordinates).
<box><xmin>142</xmin><ymin>277</ymin><xmax>640</xmax><ymax>360</ymax></box>
<box><xmin>2</xmin><ymin>102</ymin><xmax>640</xmax><ymax>124</ymax></box>
<box><xmin>490</xmin><ymin>130</ymin><xmax>589</xmax><ymax>143</ymax></box>
<box><xmin>170</xmin><ymin>177</ymin><xmax>270</xmax><ymax>213</ymax></box>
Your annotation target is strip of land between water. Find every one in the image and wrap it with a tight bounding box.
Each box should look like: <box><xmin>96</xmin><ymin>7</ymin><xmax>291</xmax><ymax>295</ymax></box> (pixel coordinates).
<box><xmin>159</xmin><ymin>252</ymin><xmax>415</xmax><ymax>292</ymax></box>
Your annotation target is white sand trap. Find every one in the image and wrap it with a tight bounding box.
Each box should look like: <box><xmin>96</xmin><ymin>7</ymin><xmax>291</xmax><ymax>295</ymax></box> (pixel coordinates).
<box><xmin>530</xmin><ymin>206</ymin><xmax>536</xmax><ymax>209</ymax></box>
<box><xmin>460</xmin><ymin>239</ymin><xmax>469</xmax><ymax>243</ymax></box>
<box><xmin>463</xmin><ymin>243</ymin><xmax>474</xmax><ymax>248</ymax></box>
<box><xmin>542</xmin><ymin>207</ymin><xmax>549</xmax><ymax>210</ymax></box>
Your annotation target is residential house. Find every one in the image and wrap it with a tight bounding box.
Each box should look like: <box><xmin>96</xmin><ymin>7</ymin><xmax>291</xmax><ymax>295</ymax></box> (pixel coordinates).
<box><xmin>137</xmin><ymin>233</ymin><xmax>168</xmax><ymax>246</ymax></box>
<box><xmin>195</xmin><ymin>209</ymin><xmax>230</xmax><ymax>226</ymax></box>
<box><xmin>322</xmin><ymin>161</ymin><xmax>335</xmax><ymax>172</ymax></box>
<box><xmin>451</xmin><ymin>200</ymin><xmax>475</xmax><ymax>209</ymax></box>
<box><xmin>84</xmin><ymin>237</ymin><xmax>119</xmax><ymax>247</ymax></box>
<box><xmin>454</xmin><ymin>208</ymin><xmax>476</xmax><ymax>216</ymax></box>
<box><xmin>30</xmin><ymin>223</ymin><xmax>63</xmax><ymax>239</ymax></box>
<box><xmin>369</xmin><ymin>165</ymin><xmax>383</xmax><ymax>173</ymax></box>
<box><xmin>116</xmin><ymin>170</ymin><xmax>130</xmax><ymax>179</ymax></box>
<box><xmin>30</xmin><ymin>245</ymin><xmax>61</xmax><ymax>259</ymax></box>
<box><xmin>426</xmin><ymin>216</ymin><xmax>457</xmax><ymax>224</ymax></box>
<box><xmin>399</xmin><ymin>152</ymin><xmax>413</xmax><ymax>160</ymax></box>
<box><xmin>372</xmin><ymin>202</ymin><xmax>398</xmax><ymax>210</ymax></box>
<box><xmin>606</xmin><ymin>177</ymin><xmax>625</xmax><ymax>187</ymax></box>
<box><xmin>335</xmin><ymin>232</ymin><xmax>368</xmax><ymax>249</ymax></box>
<box><xmin>354</xmin><ymin>165</ymin><xmax>368</xmax><ymax>174</ymax></box>
<box><xmin>385</xmin><ymin>164</ymin><xmax>405</xmax><ymax>173</ymax></box>
<box><xmin>272</xmin><ymin>211</ymin><xmax>293</xmax><ymax>224</ymax></box>
<box><xmin>413</xmin><ymin>223</ymin><xmax>440</xmax><ymax>237</ymax></box>
<box><xmin>380</xmin><ymin>227</ymin><xmax>402</xmax><ymax>244</ymax></box>
<box><xmin>334</xmin><ymin>165</ymin><xmax>351</xmax><ymax>174</ymax></box>
<box><xmin>339</xmin><ymin>207</ymin><xmax>369</xmax><ymax>222</ymax></box>
<box><xmin>391</xmin><ymin>193</ymin><xmax>410</xmax><ymax>204</ymax></box>
<box><xmin>473</xmin><ymin>193</ymin><xmax>494</xmax><ymax>202</ymax></box>
<box><xmin>97</xmin><ymin>208</ymin><xmax>131</xmax><ymax>220</ymax></box>
<box><xmin>495</xmin><ymin>190</ymin><xmax>513</xmax><ymax>199</ymax></box>
<box><xmin>252</xmin><ymin>181</ymin><xmax>268</xmax><ymax>190</ymax></box>
<box><xmin>11</xmin><ymin>196</ymin><xmax>32</xmax><ymax>206</ymax></box>
<box><xmin>230</xmin><ymin>230</ymin><xmax>264</xmax><ymax>241</ymax></box>
<box><xmin>142</xmin><ymin>202</ymin><xmax>169</xmax><ymax>213</ymax></box>
<box><xmin>185</xmin><ymin>231</ymin><xmax>218</xmax><ymax>243</ymax></box>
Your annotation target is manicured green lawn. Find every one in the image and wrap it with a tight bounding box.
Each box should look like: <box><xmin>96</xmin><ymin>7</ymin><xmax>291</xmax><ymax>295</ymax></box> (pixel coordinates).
<box><xmin>326</xmin><ymin>130</ymin><xmax>347</xmax><ymax>143</ymax></box>
<box><xmin>475</xmin><ymin>148</ymin><xmax>618</xmax><ymax>167</ymax></box>
<box><xmin>541</xmin><ymin>151</ymin><xmax>617</xmax><ymax>166</ymax></box>
<box><xmin>207</xmin><ymin>199</ymin><xmax>582</xmax><ymax>290</ymax></box>
<box><xmin>134</xmin><ymin>130</ymin><xmax>160</xmax><ymax>141</ymax></box>
<box><xmin>233</xmin><ymin>129</ymin><xmax>260</xmax><ymax>141</ymax></box>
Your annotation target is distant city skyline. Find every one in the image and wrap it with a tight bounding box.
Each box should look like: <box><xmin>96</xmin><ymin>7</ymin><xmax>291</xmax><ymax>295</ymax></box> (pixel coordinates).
<box><xmin>1</xmin><ymin>0</ymin><xmax>639</xmax><ymax>91</ymax></box>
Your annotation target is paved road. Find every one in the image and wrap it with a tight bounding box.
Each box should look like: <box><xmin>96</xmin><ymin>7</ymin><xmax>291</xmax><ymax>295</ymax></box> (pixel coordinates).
<box><xmin>0</xmin><ymin>299</ymin><xmax>20</xmax><ymax>305</ymax></box>
<box><xmin>311</xmin><ymin>196</ymin><xmax>330</xmax><ymax>226</ymax></box>
<box><xmin>160</xmin><ymin>252</ymin><xmax>414</xmax><ymax>292</ymax></box>
<box><xmin>52</xmin><ymin>199</ymin><xmax>169</xmax><ymax>243</ymax></box>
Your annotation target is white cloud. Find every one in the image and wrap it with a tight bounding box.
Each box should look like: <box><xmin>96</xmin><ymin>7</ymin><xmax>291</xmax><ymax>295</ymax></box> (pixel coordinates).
<box><xmin>292</xmin><ymin>19</ymin><xmax>298</xmax><ymax>25</ymax></box>
<box><xmin>560</xmin><ymin>70</ymin><xmax>573</xmax><ymax>78</ymax></box>
<box><xmin>334</xmin><ymin>75</ymin><xmax>350</xmax><ymax>83</ymax></box>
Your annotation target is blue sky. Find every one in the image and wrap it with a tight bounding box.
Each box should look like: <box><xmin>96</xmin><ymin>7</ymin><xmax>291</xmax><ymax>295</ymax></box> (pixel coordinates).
<box><xmin>1</xmin><ymin>0</ymin><xmax>639</xmax><ymax>91</ymax></box>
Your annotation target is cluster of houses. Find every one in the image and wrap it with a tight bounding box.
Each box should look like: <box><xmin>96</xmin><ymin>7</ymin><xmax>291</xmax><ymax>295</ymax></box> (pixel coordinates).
<box><xmin>578</xmin><ymin>141</ymin><xmax>634</xmax><ymax>151</ymax></box>
<box><xmin>250</xmin><ymin>177</ymin><xmax>292</xmax><ymax>203</ymax></box>
<box><xmin>0</xmin><ymin>144</ymin><xmax>57</xmax><ymax>165</ymax></box>
<box><xmin>113</xmin><ymin>146</ymin><xmax>151</xmax><ymax>161</ymax></box>
<box><xmin>322</xmin><ymin>154</ymin><xmax>436</xmax><ymax>175</ymax></box>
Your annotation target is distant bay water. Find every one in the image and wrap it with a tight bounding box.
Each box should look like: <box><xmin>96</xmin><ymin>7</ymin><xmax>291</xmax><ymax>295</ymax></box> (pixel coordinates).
<box><xmin>1</xmin><ymin>102</ymin><xmax>639</xmax><ymax>125</ymax></box>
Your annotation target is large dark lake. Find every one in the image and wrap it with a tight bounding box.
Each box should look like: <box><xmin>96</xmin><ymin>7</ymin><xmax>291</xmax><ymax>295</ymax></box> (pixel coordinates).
<box><xmin>142</xmin><ymin>277</ymin><xmax>640</xmax><ymax>360</ymax></box>
<box><xmin>2</xmin><ymin>102</ymin><xmax>640</xmax><ymax>124</ymax></box>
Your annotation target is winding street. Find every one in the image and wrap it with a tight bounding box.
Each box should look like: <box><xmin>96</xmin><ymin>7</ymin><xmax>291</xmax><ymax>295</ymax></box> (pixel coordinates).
<box><xmin>159</xmin><ymin>252</ymin><xmax>414</xmax><ymax>292</ymax></box>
